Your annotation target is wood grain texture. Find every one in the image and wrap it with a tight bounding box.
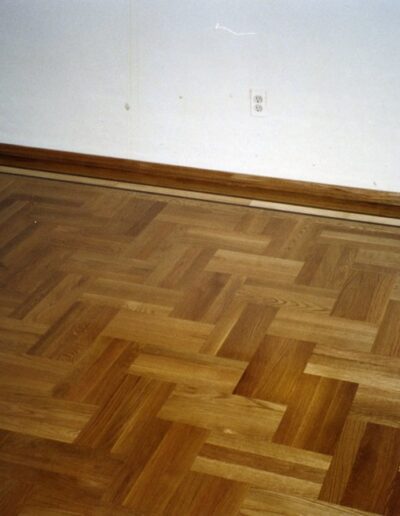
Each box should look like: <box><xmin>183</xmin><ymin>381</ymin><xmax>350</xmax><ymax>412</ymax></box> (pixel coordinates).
<box><xmin>0</xmin><ymin>172</ymin><xmax>399</xmax><ymax>514</ymax></box>
<box><xmin>338</xmin><ymin>423</ymin><xmax>400</xmax><ymax>513</ymax></box>
<box><xmin>1</xmin><ymin>142</ymin><xmax>399</xmax><ymax>217</ymax></box>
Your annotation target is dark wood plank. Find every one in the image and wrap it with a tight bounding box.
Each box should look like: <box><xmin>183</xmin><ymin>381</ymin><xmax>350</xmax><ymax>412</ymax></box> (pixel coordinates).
<box><xmin>235</xmin><ymin>335</ymin><xmax>314</xmax><ymax>404</ymax></box>
<box><xmin>273</xmin><ymin>374</ymin><xmax>358</xmax><ymax>454</ymax></box>
<box><xmin>217</xmin><ymin>304</ymin><xmax>277</xmax><ymax>361</ymax></box>
<box><xmin>372</xmin><ymin>300</ymin><xmax>400</xmax><ymax>356</ymax></box>
<box><xmin>341</xmin><ymin>423</ymin><xmax>400</xmax><ymax>513</ymax></box>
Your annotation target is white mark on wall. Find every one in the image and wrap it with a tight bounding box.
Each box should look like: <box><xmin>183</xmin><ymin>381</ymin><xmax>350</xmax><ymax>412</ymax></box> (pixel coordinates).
<box><xmin>215</xmin><ymin>22</ymin><xmax>256</xmax><ymax>37</ymax></box>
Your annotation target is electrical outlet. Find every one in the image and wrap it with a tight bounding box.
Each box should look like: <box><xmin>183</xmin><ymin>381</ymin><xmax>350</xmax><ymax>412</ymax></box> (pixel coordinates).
<box><xmin>250</xmin><ymin>89</ymin><xmax>267</xmax><ymax>117</ymax></box>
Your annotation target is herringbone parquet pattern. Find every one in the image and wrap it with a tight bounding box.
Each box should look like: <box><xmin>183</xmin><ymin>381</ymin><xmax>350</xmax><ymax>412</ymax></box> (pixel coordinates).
<box><xmin>1</xmin><ymin>172</ymin><xmax>400</xmax><ymax>515</ymax></box>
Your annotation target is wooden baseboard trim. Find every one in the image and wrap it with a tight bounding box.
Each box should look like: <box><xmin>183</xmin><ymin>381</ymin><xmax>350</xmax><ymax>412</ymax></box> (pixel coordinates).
<box><xmin>2</xmin><ymin>164</ymin><xmax>399</xmax><ymax>227</ymax></box>
<box><xmin>0</xmin><ymin>143</ymin><xmax>399</xmax><ymax>218</ymax></box>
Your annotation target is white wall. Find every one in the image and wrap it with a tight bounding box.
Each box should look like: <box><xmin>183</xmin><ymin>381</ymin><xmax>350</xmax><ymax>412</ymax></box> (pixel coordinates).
<box><xmin>1</xmin><ymin>1</ymin><xmax>400</xmax><ymax>192</ymax></box>
<box><xmin>0</xmin><ymin>0</ymin><xmax>131</xmax><ymax>156</ymax></box>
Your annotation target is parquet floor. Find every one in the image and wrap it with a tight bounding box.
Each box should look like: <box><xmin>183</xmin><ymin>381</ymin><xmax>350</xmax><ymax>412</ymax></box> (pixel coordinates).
<box><xmin>0</xmin><ymin>172</ymin><xmax>400</xmax><ymax>515</ymax></box>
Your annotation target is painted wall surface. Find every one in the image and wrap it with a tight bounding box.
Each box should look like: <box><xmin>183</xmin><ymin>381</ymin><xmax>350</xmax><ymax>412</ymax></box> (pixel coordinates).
<box><xmin>1</xmin><ymin>1</ymin><xmax>399</xmax><ymax>191</ymax></box>
<box><xmin>0</xmin><ymin>0</ymin><xmax>131</xmax><ymax>156</ymax></box>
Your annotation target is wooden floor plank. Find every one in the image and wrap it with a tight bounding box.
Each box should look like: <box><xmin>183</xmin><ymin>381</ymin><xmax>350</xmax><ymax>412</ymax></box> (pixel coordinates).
<box><xmin>340</xmin><ymin>423</ymin><xmax>400</xmax><ymax>513</ymax></box>
<box><xmin>234</xmin><ymin>335</ymin><xmax>314</xmax><ymax>404</ymax></box>
<box><xmin>372</xmin><ymin>300</ymin><xmax>400</xmax><ymax>357</ymax></box>
<box><xmin>332</xmin><ymin>269</ymin><xmax>395</xmax><ymax>323</ymax></box>
<box><xmin>121</xmin><ymin>422</ymin><xmax>208</xmax><ymax>514</ymax></box>
<box><xmin>165</xmin><ymin>471</ymin><xmax>248</xmax><ymax>516</ymax></box>
<box><xmin>0</xmin><ymin>392</ymin><xmax>96</xmax><ymax>443</ymax></box>
<box><xmin>217</xmin><ymin>303</ymin><xmax>277</xmax><ymax>361</ymax></box>
<box><xmin>103</xmin><ymin>309</ymin><xmax>213</xmax><ymax>353</ymax></box>
<box><xmin>273</xmin><ymin>374</ymin><xmax>357</xmax><ymax>454</ymax></box>
<box><xmin>159</xmin><ymin>385</ymin><xmax>285</xmax><ymax>441</ymax></box>
<box><xmin>129</xmin><ymin>349</ymin><xmax>246</xmax><ymax>393</ymax></box>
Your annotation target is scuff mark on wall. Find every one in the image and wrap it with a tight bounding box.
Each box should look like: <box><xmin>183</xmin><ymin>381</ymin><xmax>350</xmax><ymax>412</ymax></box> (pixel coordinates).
<box><xmin>215</xmin><ymin>22</ymin><xmax>256</xmax><ymax>37</ymax></box>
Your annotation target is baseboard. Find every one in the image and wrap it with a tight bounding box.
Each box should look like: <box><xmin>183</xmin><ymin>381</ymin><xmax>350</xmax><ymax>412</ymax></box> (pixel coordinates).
<box><xmin>0</xmin><ymin>143</ymin><xmax>399</xmax><ymax>218</ymax></box>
